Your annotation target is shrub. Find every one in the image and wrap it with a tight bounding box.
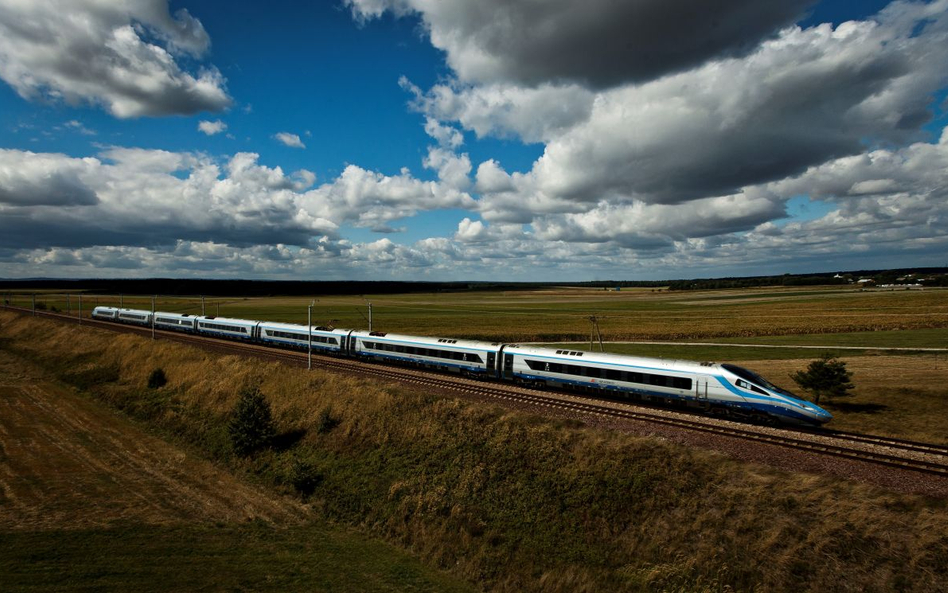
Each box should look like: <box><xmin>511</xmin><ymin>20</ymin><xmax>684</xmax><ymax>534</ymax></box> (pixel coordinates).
<box><xmin>147</xmin><ymin>368</ymin><xmax>167</xmax><ymax>389</ymax></box>
<box><xmin>288</xmin><ymin>456</ymin><xmax>322</xmax><ymax>496</ymax></box>
<box><xmin>228</xmin><ymin>386</ymin><xmax>276</xmax><ymax>457</ymax></box>
<box><xmin>791</xmin><ymin>353</ymin><xmax>854</xmax><ymax>404</ymax></box>
<box><xmin>315</xmin><ymin>407</ymin><xmax>340</xmax><ymax>434</ymax></box>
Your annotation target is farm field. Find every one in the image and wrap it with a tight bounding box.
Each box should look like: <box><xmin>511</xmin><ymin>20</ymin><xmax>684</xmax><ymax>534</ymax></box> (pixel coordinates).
<box><xmin>1</xmin><ymin>310</ymin><xmax>947</xmax><ymax>592</ymax></box>
<box><xmin>6</xmin><ymin>285</ymin><xmax>948</xmax><ymax>343</ymax></box>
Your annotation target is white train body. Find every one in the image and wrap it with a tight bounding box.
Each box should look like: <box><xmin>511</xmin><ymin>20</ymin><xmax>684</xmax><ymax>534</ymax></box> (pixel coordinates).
<box><xmin>88</xmin><ymin>305</ymin><xmax>832</xmax><ymax>426</ymax></box>
<box><xmin>91</xmin><ymin>306</ymin><xmax>119</xmax><ymax>321</ymax></box>
<box><xmin>500</xmin><ymin>345</ymin><xmax>831</xmax><ymax>425</ymax></box>
<box><xmin>350</xmin><ymin>330</ymin><xmax>502</xmax><ymax>377</ymax></box>
<box><xmin>195</xmin><ymin>316</ymin><xmax>259</xmax><ymax>340</ymax></box>
<box><xmin>154</xmin><ymin>312</ymin><xmax>198</xmax><ymax>332</ymax></box>
<box><xmin>108</xmin><ymin>307</ymin><xmax>152</xmax><ymax>326</ymax></box>
<box><xmin>258</xmin><ymin>321</ymin><xmax>348</xmax><ymax>353</ymax></box>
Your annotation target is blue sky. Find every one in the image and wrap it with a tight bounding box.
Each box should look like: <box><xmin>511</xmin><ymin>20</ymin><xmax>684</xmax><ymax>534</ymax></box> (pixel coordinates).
<box><xmin>1</xmin><ymin>0</ymin><xmax>947</xmax><ymax>280</ymax></box>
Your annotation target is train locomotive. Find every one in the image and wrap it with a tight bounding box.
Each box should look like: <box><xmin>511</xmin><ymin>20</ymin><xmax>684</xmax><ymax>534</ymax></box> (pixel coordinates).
<box><xmin>90</xmin><ymin>306</ymin><xmax>832</xmax><ymax>426</ymax></box>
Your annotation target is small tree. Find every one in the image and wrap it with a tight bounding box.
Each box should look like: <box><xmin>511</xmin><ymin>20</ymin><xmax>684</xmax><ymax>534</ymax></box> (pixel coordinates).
<box><xmin>228</xmin><ymin>386</ymin><xmax>276</xmax><ymax>456</ymax></box>
<box><xmin>791</xmin><ymin>353</ymin><xmax>854</xmax><ymax>404</ymax></box>
<box><xmin>147</xmin><ymin>368</ymin><xmax>167</xmax><ymax>389</ymax></box>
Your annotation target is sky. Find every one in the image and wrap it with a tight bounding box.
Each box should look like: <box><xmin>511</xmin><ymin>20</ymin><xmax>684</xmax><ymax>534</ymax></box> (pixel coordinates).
<box><xmin>0</xmin><ymin>0</ymin><xmax>946</xmax><ymax>281</ymax></box>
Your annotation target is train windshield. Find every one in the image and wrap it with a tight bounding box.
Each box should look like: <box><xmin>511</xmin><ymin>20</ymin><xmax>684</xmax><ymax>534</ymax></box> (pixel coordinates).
<box><xmin>721</xmin><ymin>364</ymin><xmax>796</xmax><ymax>397</ymax></box>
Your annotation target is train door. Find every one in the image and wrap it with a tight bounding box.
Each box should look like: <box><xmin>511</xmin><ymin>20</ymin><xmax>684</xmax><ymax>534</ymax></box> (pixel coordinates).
<box><xmin>502</xmin><ymin>351</ymin><xmax>515</xmax><ymax>380</ymax></box>
<box><xmin>486</xmin><ymin>352</ymin><xmax>496</xmax><ymax>378</ymax></box>
<box><xmin>695</xmin><ymin>376</ymin><xmax>710</xmax><ymax>403</ymax></box>
<box><xmin>345</xmin><ymin>331</ymin><xmax>354</xmax><ymax>356</ymax></box>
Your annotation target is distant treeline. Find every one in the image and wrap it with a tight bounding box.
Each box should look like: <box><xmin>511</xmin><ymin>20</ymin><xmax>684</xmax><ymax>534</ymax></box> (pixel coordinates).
<box><xmin>650</xmin><ymin>267</ymin><xmax>948</xmax><ymax>291</ymax></box>
<box><xmin>1</xmin><ymin>267</ymin><xmax>946</xmax><ymax>296</ymax></box>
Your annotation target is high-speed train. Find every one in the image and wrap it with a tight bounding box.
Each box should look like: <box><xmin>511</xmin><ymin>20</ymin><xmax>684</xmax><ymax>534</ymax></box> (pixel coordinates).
<box><xmin>91</xmin><ymin>306</ymin><xmax>832</xmax><ymax>426</ymax></box>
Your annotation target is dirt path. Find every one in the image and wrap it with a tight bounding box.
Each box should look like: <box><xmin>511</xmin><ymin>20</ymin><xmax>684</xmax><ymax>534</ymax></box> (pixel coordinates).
<box><xmin>0</xmin><ymin>349</ymin><xmax>307</xmax><ymax>531</ymax></box>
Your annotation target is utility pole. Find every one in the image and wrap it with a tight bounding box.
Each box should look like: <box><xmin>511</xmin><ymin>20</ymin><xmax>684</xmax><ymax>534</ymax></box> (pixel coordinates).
<box><xmin>307</xmin><ymin>300</ymin><xmax>315</xmax><ymax>370</ymax></box>
<box><xmin>151</xmin><ymin>295</ymin><xmax>156</xmax><ymax>341</ymax></box>
<box><xmin>201</xmin><ymin>295</ymin><xmax>206</xmax><ymax>316</ymax></box>
<box><xmin>368</xmin><ymin>302</ymin><xmax>373</xmax><ymax>332</ymax></box>
<box><xmin>587</xmin><ymin>315</ymin><xmax>605</xmax><ymax>352</ymax></box>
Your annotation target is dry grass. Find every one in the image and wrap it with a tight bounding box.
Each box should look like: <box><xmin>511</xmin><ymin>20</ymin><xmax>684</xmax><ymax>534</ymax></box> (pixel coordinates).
<box><xmin>2</xmin><ymin>311</ymin><xmax>948</xmax><ymax>592</ymax></box>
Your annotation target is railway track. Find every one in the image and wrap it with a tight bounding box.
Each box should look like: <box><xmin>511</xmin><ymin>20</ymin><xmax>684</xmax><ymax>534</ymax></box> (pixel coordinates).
<box><xmin>5</xmin><ymin>305</ymin><xmax>948</xmax><ymax>479</ymax></box>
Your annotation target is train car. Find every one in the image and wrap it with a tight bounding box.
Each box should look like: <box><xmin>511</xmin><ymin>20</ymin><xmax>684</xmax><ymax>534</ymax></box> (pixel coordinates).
<box><xmin>114</xmin><ymin>308</ymin><xmax>152</xmax><ymax>327</ymax></box>
<box><xmin>194</xmin><ymin>316</ymin><xmax>260</xmax><ymax>341</ymax></box>
<box><xmin>717</xmin><ymin>363</ymin><xmax>831</xmax><ymax>425</ymax></box>
<box><xmin>257</xmin><ymin>321</ymin><xmax>349</xmax><ymax>354</ymax></box>
<box><xmin>499</xmin><ymin>345</ymin><xmax>831</xmax><ymax>425</ymax></box>
<box><xmin>349</xmin><ymin>330</ymin><xmax>502</xmax><ymax>377</ymax></box>
<box><xmin>153</xmin><ymin>312</ymin><xmax>198</xmax><ymax>332</ymax></box>
<box><xmin>91</xmin><ymin>306</ymin><xmax>119</xmax><ymax>321</ymax></box>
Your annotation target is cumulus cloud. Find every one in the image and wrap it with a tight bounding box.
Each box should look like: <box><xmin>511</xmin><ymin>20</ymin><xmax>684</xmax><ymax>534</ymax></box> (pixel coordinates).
<box><xmin>198</xmin><ymin>120</ymin><xmax>227</xmax><ymax>135</ymax></box>
<box><xmin>402</xmin><ymin>77</ymin><xmax>593</xmax><ymax>144</ymax></box>
<box><xmin>3</xmin><ymin>3</ymin><xmax>948</xmax><ymax>281</ymax></box>
<box><xmin>0</xmin><ymin>150</ymin><xmax>100</xmax><ymax>206</ymax></box>
<box><xmin>0</xmin><ymin>0</ymin><xmax>231</xmax><ymax>118</ymax></box>
<box><xmin>273</xmin><ymin>132</ymin><xmax>306</xmax><ymax>148</ymax></box>
<box><xmin>423</xmin><ymin>116</ymin><xmax>463</xmax><ymax>148</ymax></box>
<box><xmin>349</xmin><ymin>0</ymin><xmax>814</xmax><ymax>88</ymax></box>
<box><xmin>423</xmin><ymin>3</ymin><xmax>948</xmax><ymax>229</ymax></box>
<box><xmin>0</xmin><ymin>147</ymin><xmax>475</xmax><ymax>251</ymax></box>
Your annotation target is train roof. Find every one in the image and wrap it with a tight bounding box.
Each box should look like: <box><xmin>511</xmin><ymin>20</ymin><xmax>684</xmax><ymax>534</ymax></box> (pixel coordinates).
<box><xmin>349</xmin><ymin>330</ymin><xmax>503</xmax><ymax>351</ymax></box>
<box><xmin>258</xmin><ymin>320</ymin><xmax>350</xmax><ymax>333</ymax></box>
<box><xmin>504</xmin><ymin>344</ymin><xmax>719</xmax><ymax>374</ymax></box>
<box><xmin>195</xmin><ymin>315</ymin><xmax>261</xmax><ymax>325</ymax></box>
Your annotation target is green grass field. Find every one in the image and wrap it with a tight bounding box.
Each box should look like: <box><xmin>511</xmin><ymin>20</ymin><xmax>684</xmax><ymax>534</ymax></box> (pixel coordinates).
<box><xmin>1</xmin><ymin>523</ymin><xmax>473</xmax><ymax>592</ymax></box>
<box><xmin>6</xmin><ymin>285</ymin><xmax>948</xmax><ymax>344</ymax></box>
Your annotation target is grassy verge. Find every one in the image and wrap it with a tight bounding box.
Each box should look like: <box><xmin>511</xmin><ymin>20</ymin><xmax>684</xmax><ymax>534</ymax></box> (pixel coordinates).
<box><xmin>2</xmin><ymin>311</ymin><xmax>947</xmax><ymax>592</ymax></box>
<box><xmin>0</xmin><ymin>523</ymin><xmax>473</xmax><ymax>592</ymax></box>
